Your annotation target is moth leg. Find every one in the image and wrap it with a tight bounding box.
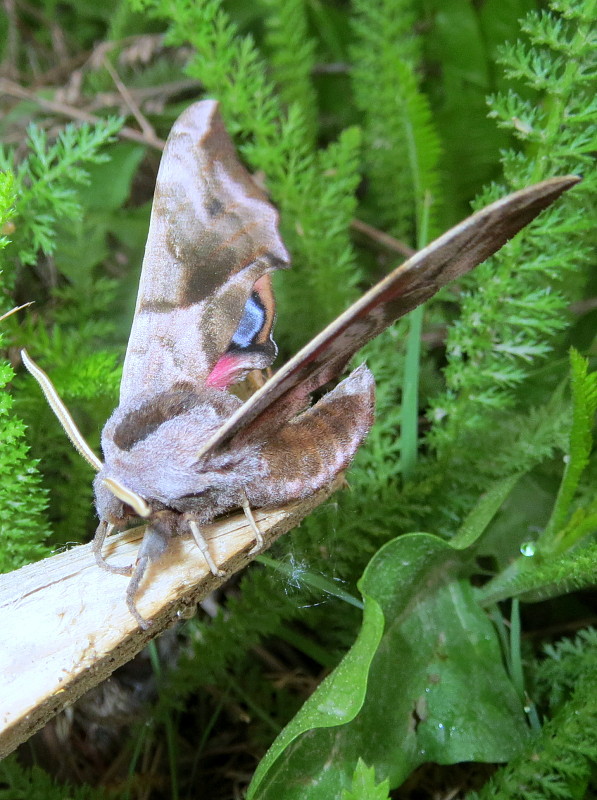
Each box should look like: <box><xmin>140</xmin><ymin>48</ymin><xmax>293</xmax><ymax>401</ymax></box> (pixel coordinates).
<box><xmin>188</xmin><ymin>520</ymin><xmax>226</xmax><ymax>577</ymax></box>
<box><xmin>125</xmin><ymin>519</ymin><xmax>172</xmax><ymax>629</ymax></box>
<box><xmin>126</xmin><ymin>554</ymin><xmax>152</xmax><ymax>629</ymax></box>
<box><xmin>92</xmin><ymin>520</ymin><xmax>133</xmax><ymax>576</ymax></box>
<box><xmin>241</xmin><ymin>492</ymin><xmax>263</xmax><ymax>554</ymax></box>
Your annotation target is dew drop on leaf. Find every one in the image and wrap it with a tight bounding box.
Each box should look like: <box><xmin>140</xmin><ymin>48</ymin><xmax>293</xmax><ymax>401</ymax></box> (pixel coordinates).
<box><xmin>520</xmin><ymin>541</ymin><xmax>536</xmax><ymax>557</ymax></box>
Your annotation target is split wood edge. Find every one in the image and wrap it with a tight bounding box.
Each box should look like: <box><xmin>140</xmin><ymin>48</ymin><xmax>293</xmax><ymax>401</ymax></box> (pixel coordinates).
<box><xmin>0</xmin><ymin>478</ymin><xmax>343</xmax><ymax>760</ymax></box>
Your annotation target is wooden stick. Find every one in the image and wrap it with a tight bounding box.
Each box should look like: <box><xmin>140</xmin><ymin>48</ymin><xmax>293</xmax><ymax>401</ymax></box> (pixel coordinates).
<box><xmin>0</xmin><ymin>77</ymin><xmax>166</xmax><ymax>150</ymax></box>
<box><xmin>0</xmin><ymin>479</ymin><xmax>342</xmax><ymax>759</ymax></box>
<box><xmin>350</xmin><ymin>218</ymin><xmax>415</xmax><ymax>258</ymax></box>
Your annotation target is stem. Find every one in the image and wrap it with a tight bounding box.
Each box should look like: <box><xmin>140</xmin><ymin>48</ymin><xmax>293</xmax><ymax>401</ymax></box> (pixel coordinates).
<box><xmin>400</xmin><ymin>191</ymin><xmax>431</xmax><ymax>478</ymax></box>
<box><xmin>400</xmin><ymin>305</ymin><xmax>423</xmax><ymax>478</ymax></box>
<box><xmin>148</xmin><ymin>641</ymin><xmax>179</xmax><ymax>800</ymax></box>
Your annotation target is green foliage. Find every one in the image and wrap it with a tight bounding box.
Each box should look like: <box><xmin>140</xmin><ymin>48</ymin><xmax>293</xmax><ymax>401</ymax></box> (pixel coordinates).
<box><xmin>425</xmin><ymin>0</ymin><xmax>596</xmax><ymax>536</ymax></box>
<box><xmin>0</xmin><ymin>118</ymin><xmax>122</xmax><ymax>270</ymax></box>
<box><xmin>540</xmin><ymin>348</ymin><xmax>597</xmax><ymax>551</ymax></box>
<box><xmin>0</xmin><ymin>352</ymin><xmax>50</xmax><ymax>571</ymax></box>
<box><xmin>467</xmin><ymin>632</ymin><xmax>597</xmax><ymax>800</ymax></box>
<box><xmin>422</xmin><ymin>0</ymin><xmax>530</xmax><ymax>224</ymax></box>
<box><xmin>0</xmin><ymin>111</ymin><xmax>133</xmax><ymax>544</ymax></box>
<box><xmin>479</xmin><ymin>350</ymin><xmax>597</xmax><ymax>606</ymax></box>
<box><xmin>351</xmin><ymin>0</ymin><xmax>442</xmax><ymax>244</ymax></box>
<box><xmin>133</xmin><ymin>0</ymin><xmax>283</xmax><ymax>144</ymax></box>
<box><xmin>0</xmin><ymin>756</ymin><xmax>109</xmax><ymax>800</ymax></box>
<box><xmin>249</xmin><ymin>536</ymin><xmax>529</xmax><ymax>798</ymax></box>
<box><xmin>1</xmin><ymin>0</ymin><xmax>595</xmax><ymax>796</ymax></box>
<box><xmin>52</xmin><ymin>142</ymin><xmax>146</xmax><ymax>292</ymax></box>
<box><xmin>260</xmin><ymin>0</ymin><xmax>318</xmax><ymax>144</ymax></box>
<box><xmin>341</xmin><ymin>759</ymin><xmax>391</xmax><ymax>800</ymax></box>
<box><xmin>0</xmin><ymin>170</ymin><xmax>16</xmax><ymax>238</ymax></box>
<box><xmin>0</xmin><ymin>174</ymin><xmax>50</xmax><ymax>570</ymax></box>
<box><xmin>350</xmin><ymin>0</ymin><xmax>443</xmax><ymax>477</ymax></box>
<box><xmin>533</xmin><ymin>627</ymin><xmax>597</xmax><ymax>712</ymax></box>
<box><xmin>273</xmin><ymin>125</ymin><xmax>363</xmax><ymax>349</ymax></box>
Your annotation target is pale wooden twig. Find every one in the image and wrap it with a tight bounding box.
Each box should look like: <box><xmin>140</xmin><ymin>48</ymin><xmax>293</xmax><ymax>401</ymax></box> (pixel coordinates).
<box><xmin>350</xmin><ymin>218</ymin><xmax>415</xmax><ymax>258</ymax></box>
<box><xmin>0</xmin><ymin>77</ymin><xmax>166</xmax><ymax>150</ymax></box>
<box><xmin>87</xmin><ymin>79</ymin><xmax>201</xmax><ymax>113</ymax></box>
<box><xmin>100</xmin><ymin>54</ymin><xmax>158</xmax><ymax>143</ymax></box>
<box><xmin>0</xmin><ymin>478</ymin><xmax>343</xmax><ymax>759</ymax></box>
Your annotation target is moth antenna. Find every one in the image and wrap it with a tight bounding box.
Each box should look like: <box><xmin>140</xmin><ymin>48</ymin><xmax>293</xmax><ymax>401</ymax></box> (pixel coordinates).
<box><xmin>20</xmin><ymin>349</ymin><xmax>103</xmax><ymax>472</ymax></box>
<box><xmin>102</xmin><ymin>477</ymin><xmax>152</xmax><ymax>519</ymax></box>
<box><xmin>0</xmin><ymin>302</ymin><xmax>34</xmax><ymax>324</ymax></box>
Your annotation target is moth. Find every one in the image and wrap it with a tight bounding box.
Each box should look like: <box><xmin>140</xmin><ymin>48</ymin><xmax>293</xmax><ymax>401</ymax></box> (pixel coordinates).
<box><xmin>22</xmin><ymin>100</ymin><xmax>578</xmax><ymax>628</ymax></box>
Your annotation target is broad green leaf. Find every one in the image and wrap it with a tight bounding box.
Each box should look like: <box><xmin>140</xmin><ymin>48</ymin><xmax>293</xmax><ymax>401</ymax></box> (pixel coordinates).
<box><xmin>53</xmin><ymin>213</ymin><xmax>110</xmax><ymax>287</ymax></box>
<box><xmin>246</xmin><ymin>585</ymin><xmax>384</xmax><ymax>799</ymax></box>
<box><xmin>76</xmin><ymin>142</ymin><xmax>145</xmax><ymax>211</ymax></box>
<box><xmin>541</xmin><ymin>349</ymin><xmax>597</xmax><ymax>548</ymax></box>
<box><xmin>451</xmin><ymin>473</ymin><xmax>523</xmax><ymax>550</ymax></box>
<box><xmin>53</xmin><ymin>144</ymin><xmax>147</xmax><ymax>288</ymax></box>
<box><xmin>250</xmin><ymin>534</ymin><xmax>528</xmax><ymax>798</ymax></box>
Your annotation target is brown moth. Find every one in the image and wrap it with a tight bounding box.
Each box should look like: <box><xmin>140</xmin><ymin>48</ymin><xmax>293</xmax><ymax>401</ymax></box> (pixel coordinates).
<box><xmin>22</xmin><ymin>100</ymin><xmax>579</xmax><ymax>628</ymax></box>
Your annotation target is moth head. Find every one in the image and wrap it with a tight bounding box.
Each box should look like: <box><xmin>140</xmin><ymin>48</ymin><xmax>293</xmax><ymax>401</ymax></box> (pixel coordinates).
<box><xmin>100</xmin><ymin>476</ymin><xmax>152</xmax><ymax>519</ymax></box>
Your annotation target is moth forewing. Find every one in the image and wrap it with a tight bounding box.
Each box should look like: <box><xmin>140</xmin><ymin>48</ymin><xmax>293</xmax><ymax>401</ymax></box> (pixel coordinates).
<box><xmin>117</xmin><ymin>100</ymin><xmax>290</xmax><ymax>406</ymax></box>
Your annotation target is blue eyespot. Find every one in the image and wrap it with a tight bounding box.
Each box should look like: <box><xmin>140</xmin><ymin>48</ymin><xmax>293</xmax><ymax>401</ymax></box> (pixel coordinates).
<box><xmin>229</xmin><ymin>292</ymin><xmax>268</xmax><ymax>351</ymax></box>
